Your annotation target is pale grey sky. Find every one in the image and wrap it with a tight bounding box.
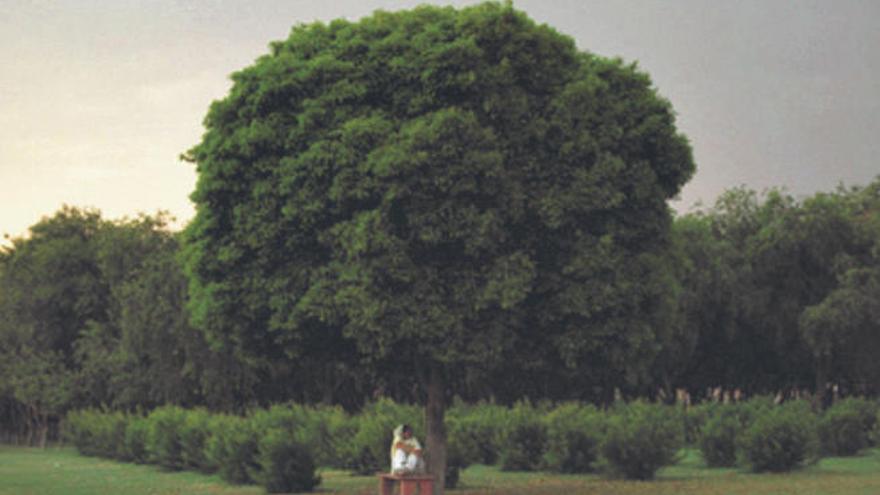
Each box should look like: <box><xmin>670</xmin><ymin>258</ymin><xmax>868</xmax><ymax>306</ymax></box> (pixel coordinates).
<box><xmin>2</xmin><ymin>0</ymin><xmax>878</xmax><ymax>244</ymax></box>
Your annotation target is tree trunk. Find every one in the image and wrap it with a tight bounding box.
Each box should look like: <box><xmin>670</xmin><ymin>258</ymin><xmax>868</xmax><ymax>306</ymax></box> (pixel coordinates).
<box><xmin>425</xmin><ymin>364</ymin><xmax>447</xmax><ymax>495</ymax></box>
<box><xmin>38</xmin><ymin>412</ymin><xmax>48</xmax><ymax>449</ymax></box>
<box><xmin>814</xmin><ymin>354</ymin><xmax>830</xmax><ymax>411</ymax></box>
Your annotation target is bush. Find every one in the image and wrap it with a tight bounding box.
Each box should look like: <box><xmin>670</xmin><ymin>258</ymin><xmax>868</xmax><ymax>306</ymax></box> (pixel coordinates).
<box><xmin>63</xmin><ymin>409</ymin><xmax>128</xmax><ymax>460</ymax></box>
<box><xmin>600</xmin><ymin>401</ymin><xmax>684</xmax><ymax>480</ymax></box>
<box><xmin>203</xmin><ymin>414</ymin><xmax>259</xmax><ymax>485</ymax></box>
<box><xmin>818</xmin><ymin>398</ymin><xmax>878</xmax><ymax>456</ymax></box>
<box><xmin>255</xmin><ymin>428</ymin><xmax>321</xmax><ymax>493</ymax></box>
<box><xmin>446</xmin><ymin>401</ymin><xmax>507</xmax><ymax>466</ymax></box>
<box><xmin>63</xmin><ymin>409</ymin><xmax>100</xmax><ymax>456</ymax></box>
<box><xmin>682</xmin><ymin>402</ymin><xmax>713</xmax><ymax>445</ymax></box>
<box><xmin>738</xmin><ymin>401</ymin><xmax>819</xmax><ymax>472</ymax></box>
<box><xmin>499</xmin><ymin>402</ymin><xmax>548</xmax><ymax>472</ymax></box>
<box><xmin>124</xmin><ymin>415</ymin><xmax>150</xmax><ymax>464</ymax></box>
<box><xmin>321</xmin><ymin>406</ymin><xmax>358</xmax><ymax>469</ymax></box>
<box><xmin>542</xmin><ymin>403</ymin><xmax>603</xmax><ymax>473</ymax></box>
<box><xmin>735</xmin><ymin>395</ymin><xmax>777</xmax><ymax>424</ymax></box>
<box><xmin>146</xmin><ymin>406</ymin><xmax>187</xmax><ymax>470</ymax></box>
<box><xmin>698</xmin><ymin>408</ymin><xmax>741</xmax><ymax>467</ymax></box>
<box><xmin>250</xmin><ymin>403</ymin><xmax>353</xmax><ymax>469</ymax></box>
<box><xmin>179</xmin><ymin>409</ymin><xmax>213</xmax><ymax>472</ymax></box>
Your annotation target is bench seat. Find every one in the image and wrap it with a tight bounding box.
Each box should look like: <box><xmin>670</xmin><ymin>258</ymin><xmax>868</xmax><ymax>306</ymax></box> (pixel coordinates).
<box><xmin>377</xmin><ymin>473</ymin><xmax>434</xmax><ymax>495</ymax></box>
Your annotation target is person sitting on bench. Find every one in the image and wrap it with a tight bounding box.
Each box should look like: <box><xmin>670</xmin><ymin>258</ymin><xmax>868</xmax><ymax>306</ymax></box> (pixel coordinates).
<box><xmin>390</xmin><ymin>424</ymin><xmax>425</xmax><ymax>475</ymax></box>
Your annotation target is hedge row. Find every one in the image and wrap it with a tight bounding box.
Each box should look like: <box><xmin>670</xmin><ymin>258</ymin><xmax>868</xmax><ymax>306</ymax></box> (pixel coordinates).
<box><xmin>64</xmin><ymin>406</ymin><xmax>322</xmax><ymax>493</ymax></box>
<box><xmin>63</xmin><ymin>399</ymin><xmax>681</xmax><ymax>484</ymax></box>
<box><xmin>692</xmin><ymin>397</ymin><xmax>880</xmax><ymax>472</ymax></box>
<box><xmin>64</xmin><ymin>397</ymin><xmax>880</xmax><ymax>491</ymax></box>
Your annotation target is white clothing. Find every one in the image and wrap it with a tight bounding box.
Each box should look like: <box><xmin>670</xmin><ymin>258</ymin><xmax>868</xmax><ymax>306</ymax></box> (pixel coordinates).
<box><xmin>392</xmin><ymin>448</ymin><xmax>425</xmax><ymax>474</ymax></box>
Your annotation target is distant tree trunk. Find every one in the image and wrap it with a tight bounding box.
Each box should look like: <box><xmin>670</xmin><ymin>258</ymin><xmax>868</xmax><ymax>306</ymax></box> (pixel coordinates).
<box><xmin>814</xmin><ymin>354</ymin><xmax>830</xmax><ymax>410</ymax></box>
<box><xmin>425</xmin><ymin>364</ymin><xmax>447</xmax><ymax>495</ymax></box>
<box><xmin>25</xmin><ymin>405</ymin><xmax>37</xmax><ymax>446</ymax></box>
<box><xmin>38</xmin><ymin>412</ymin><xmax>49</xmax><ymax>448</ymax></box>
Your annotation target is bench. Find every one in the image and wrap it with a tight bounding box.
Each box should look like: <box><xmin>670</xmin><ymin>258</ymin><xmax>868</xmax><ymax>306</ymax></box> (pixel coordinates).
<box><xmin>378</xmin><ymin>473</ymin><xmax>434</xmax><ymax>495</ymax></box>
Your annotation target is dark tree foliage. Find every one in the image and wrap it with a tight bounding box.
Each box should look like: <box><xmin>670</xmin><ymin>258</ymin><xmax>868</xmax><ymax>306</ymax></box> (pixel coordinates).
<box><xmin>182</xmin><ymin>3</ymin><xmax>693</xmax><ymax>488</ymax></box>
<box><xmin>0</xmin><ymin>208</ymin><xmax>234</xmax><ymax>443</ymax></box>
<box><xmin>672</xmin><ymin>179</ymin><xmax>880</xmax><ymax>400</ymax></box>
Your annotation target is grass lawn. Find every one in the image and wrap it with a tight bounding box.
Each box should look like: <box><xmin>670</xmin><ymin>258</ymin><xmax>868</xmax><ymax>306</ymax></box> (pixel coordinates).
<box><xmin>2</xmin><ymin>446</ymin><xmax>880</xmax><ymax>495</ymax></box>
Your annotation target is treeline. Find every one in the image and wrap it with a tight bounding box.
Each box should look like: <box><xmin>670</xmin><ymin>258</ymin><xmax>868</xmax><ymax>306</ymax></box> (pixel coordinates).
<box><xmin>1</xmin><ymin>179</ymin><xmax>879</xmax><ymax>444</ymax></box>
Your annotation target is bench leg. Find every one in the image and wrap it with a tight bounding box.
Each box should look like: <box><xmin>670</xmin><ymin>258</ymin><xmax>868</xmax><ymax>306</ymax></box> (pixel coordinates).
<box><xmin>379</xmin><ymin>478</ymin><xmax>395</xmax><ymax>495</ymax></box>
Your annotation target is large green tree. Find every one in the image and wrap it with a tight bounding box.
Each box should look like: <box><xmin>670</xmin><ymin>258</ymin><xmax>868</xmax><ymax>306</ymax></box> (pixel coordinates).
<box><xmin>182</xmin><ymin>3</ymin><xmax>693</xmax><ymax>488</ymax></box>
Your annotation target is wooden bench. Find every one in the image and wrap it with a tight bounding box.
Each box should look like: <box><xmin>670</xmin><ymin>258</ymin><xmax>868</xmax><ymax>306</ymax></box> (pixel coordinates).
<box><xmin>378</xmin><ymin>473</ymin><xmax>434</xmax><ymax>495</ymax></box>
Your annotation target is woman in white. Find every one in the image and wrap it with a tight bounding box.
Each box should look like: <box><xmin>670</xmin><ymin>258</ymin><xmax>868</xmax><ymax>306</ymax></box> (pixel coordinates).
<box><xmin>390</xmin><ymin>424</ymin><xmax>425</xmax><ymax>475</ymax></box>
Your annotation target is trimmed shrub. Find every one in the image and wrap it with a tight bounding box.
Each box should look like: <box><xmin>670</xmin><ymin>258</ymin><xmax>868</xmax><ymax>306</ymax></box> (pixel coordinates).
<box><xmin>250</xmin><ymin>403</ymin><xmax>352</xmax><ymax>469</ymax></box>
<box><xmin>698</xmin><ymin>409</ymin><xmax>741</xmax><ymax>467</ymax></box>
<box><xmin>63</xmin><ymin>409</ymin><xmax>100</xmax><ymax>456</ymax></box>
<box><xmin>255</xmin><ymin>428</ymin><xmax>321</xmax><ymax>493</ymax></box>
<box><xmin>499</xmin><ymin>402</ymin><xmax>548</xmax><ymax>472</ymax></box>
<box><xmin>683</xmin><ymin>402</ymin><xmax>713</xmax><ymax>445</ymax></box>
<box><xmin>318</xmin><ymin>406</ymin><xmax>358</xmax><ymax>469</ymax></box>
<box><xmin>124</xmin><ymin>415</ymin><xmax>150</xmax><ymax>464</ymax></box>
<box><xmin>738</xmin><ymin>401</ymin><xmax>819</xmax><ymax>472</ymax></box>
<box><xmin>600</xmin><ymin>401</ymin><xmax>684</xmax><ymax>480</ymax></box>
<box><xmin>818</xmin><ymin>398</ymin><xmax>878</xmax><ymax>456</ymax></box>
<box><xmin>146</xmin><ymin>406</ymin><xmax>187</xmax><ymax>470</ymax></box>
<box><xmin>204</xmin><ymin>414</ymin><xmax>259</xmax><ymax>485</ymax></box>
<box><xmin>63</xmin><ymin>409</ymin><xmax>128</xmax><ymax>460</ymax></box>
<box><xmin>179</xmin><ymin>409</ymin><xmax>213</xmax><ymax>472</ymax></box>
<box><xmin>735</xmin><ymin>395</ymin><xmax>777</xmax><ymax>424</ymax></box>
<box><xmin>446</xmin><ymin>401</ymin><xmax>507</xmax><ymax>466</ymax></box>
<box><xmin>542</xmin><ymin>403</ymin><xmax>604</xmax><ymax>473</ymax></box>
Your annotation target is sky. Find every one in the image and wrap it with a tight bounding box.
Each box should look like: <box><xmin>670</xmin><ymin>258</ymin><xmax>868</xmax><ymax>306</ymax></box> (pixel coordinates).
<box><xmin>2</xmin><ymin>0</ymin><xmax>878</xmax><ymax>245</ymax></box>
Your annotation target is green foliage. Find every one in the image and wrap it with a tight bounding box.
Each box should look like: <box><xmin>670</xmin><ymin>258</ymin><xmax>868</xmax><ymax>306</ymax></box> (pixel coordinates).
<box><xmin>64</xmin><ymin>409</ymin><xmax>110</xmax><ymax>458</ymax></box>
<box><xmin>181</xmin><ymin>3</ymin><xmax>692</xmax><ymax>486</ymax></box>
<box><xmin>541</xmin><ymin>403</ymin><xmax>604</xmax><ymax>473</ymax></box>
<box><xmin>738</xmin><ymin>401</ymin><xmax>820</xmax><ymax>472</ymax></box>
<box><xmin>600</xmin><ymin>401</ymin><xmax>684</xmax><ymax>480</ymax></box>
<box><xmin>179</xmin><ymin>409</ymin><xmax>214</xmax><ymax>472</ymax></box>
<box><xmin>182</xmin><ymin>2</ymin><xmax>694</xmax><ymax>461</ymax></box>
<box><xmin>445</xmin><ymin>400</ymin><xmax>509</xmax><ymax>488</ymax></box>
<box><xmin>248</xmin><ymin>403</ymin><xmax>352</xmax><ymax>469</ymax></box>
<box><xmin>255</xmin><ymin>428</ymin><xmax>321</xmax><ymax>493</ymax></box>
<box><xmin>123</xmin><ymin>415</ymin><xmax>150</xmax><ymax>464</ymax></box>
<box><xmin>146</xmin><ymin>406</ymin><xmax>187</xmax><ymax>470</ymax></box>
<box><xmin>446</xmin><ymin>401</ymin><xmax>507</xmax><ymax>466</ymax></box>
<box><xmin>63</xmin><ymin>409</ymin><xmax>129</xmax><ymax>460</ymax></box>
<box><xmin>499</xmin><ymin>402</ymin><xmax>548</xmax><ymax>472</ymax></box>
<box><xmin>682</xmin><ymin>402</ymin><xmax>713</xmax><ymax>446</ymax></box>
<box><xmin>203</xmin><ymin>414</ymin><xmax>259</xmax><ymax>485</ymax></box>
<box><xmin>698</xmin><ymin>405</ymin><xmax>742</xmax><ymax>467</ymax></box>
<box><xmin>818</xmin><ymin>398</ymin><xmax>879</xmax><ymax>456</ymax></box>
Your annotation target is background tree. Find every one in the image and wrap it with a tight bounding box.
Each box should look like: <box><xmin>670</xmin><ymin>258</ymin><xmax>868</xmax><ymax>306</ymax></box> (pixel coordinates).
<box><xmin>801</xmin><ymin>180</ymin><xmax>880</xmax><ymax>399</ymax></box>
<box><xmin>0</xmin><ymin>206</ymin><xmax>106</xmax><ymax>443</ymax></box>
<box><xmin>0</xmin><ymin>208</ymin><xmax>233</xmax><ymax>442</ymax></box>
<box><xmin>182</xmin><ymin>3</ymin><xmax>694</xmax><ymax>489</ymax></box>
<box><xmin>671</xmin><ymin>179</ymin><xmax>880</xmax><ymax>400</ymax></box>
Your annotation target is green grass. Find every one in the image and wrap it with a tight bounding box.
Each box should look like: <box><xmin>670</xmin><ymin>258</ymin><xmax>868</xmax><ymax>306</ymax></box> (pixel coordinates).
<box><xmin>2</xmin><ymin>446</ymin><xmax>880</xmax><ymax>495</ymax></box>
